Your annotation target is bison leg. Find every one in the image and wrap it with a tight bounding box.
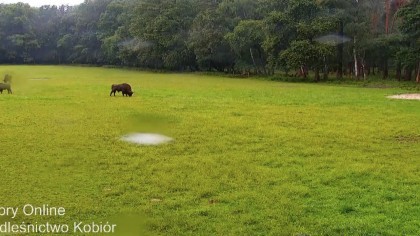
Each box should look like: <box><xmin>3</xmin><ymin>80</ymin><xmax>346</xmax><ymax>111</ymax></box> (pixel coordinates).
<box><xmin>8</xmin><ymin>89</ymin><xmax>12</xmax><ymax>94</ymax></box>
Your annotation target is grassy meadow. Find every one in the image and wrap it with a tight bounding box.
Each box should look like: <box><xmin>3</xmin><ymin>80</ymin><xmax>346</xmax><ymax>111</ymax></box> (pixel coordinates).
<box><xmin>0</xmin><ymin>65</ymin><xmax>419</xmax><ymax>235</ymax></box>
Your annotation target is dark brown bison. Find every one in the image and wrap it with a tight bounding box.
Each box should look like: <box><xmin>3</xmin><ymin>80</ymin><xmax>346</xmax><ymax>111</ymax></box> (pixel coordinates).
<box><xmin>110</xmin><ymin>83</ymin><xmax>133</xmax><ymax>97</ymax></box>
<box><xmin>0</xmin><ymin>83</ymin><xmax>12</xmax><ymax>94</ymax></box>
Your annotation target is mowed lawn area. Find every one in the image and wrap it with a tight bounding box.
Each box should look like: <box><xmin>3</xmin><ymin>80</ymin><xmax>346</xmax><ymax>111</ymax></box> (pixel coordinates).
<box><xmin>0</xmin><ymin>66</ymin><xmax>419</xmax><ymax>235</ymax></box>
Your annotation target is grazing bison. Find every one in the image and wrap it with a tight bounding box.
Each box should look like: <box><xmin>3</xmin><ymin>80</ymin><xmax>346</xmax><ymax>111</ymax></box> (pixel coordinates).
<box><xmin>0</xmin><ymin>83</ymin><xmax>12</xmax><ymax>94</ymax></box>
<box><xmin>110</xmin><ymin>83</ymin><xmax>133</xmax><ymax>97</ymax></box>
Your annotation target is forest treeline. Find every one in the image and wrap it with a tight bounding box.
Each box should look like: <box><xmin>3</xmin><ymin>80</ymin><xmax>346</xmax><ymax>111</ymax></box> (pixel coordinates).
<box><xmin>0</xmin><ymin>0</ymin><xmax>418</xmax><ymax>81</ymax></box>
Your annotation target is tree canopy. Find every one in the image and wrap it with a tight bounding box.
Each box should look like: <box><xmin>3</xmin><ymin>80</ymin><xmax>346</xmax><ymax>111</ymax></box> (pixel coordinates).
<box><xmin>0</xmin><ymin>0</ymin><xmax>418</xmax><ymax>81</ymax></box>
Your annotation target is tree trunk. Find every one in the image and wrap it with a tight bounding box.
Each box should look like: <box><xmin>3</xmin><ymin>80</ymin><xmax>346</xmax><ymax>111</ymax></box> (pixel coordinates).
<box><xmin>249</xmin><ymin>47</ymin><xmax>257</xmax><ymax>74</ymax></box>
<box><xmin>382</xmin><ymin>59</ymin><xmax>389</xmax><ymax>79</ymax></box>
<box><xmin>361</xmin><ymin>61</ymin><xmax>366</xmax><ymax>80</ymax></box>
<box><xmin>385</xmin><ymin>0</ymin><xmax>390</xmax><ymax>34</ymax></box>
<box><xmin>257</xmin><ymin>48</ymin><xmax>267</xmax><ymax>75</ymax></box>
<box><xmin>315</xmin><ymin>68</ymin><xmax>320</xmax><ymax>82</ymax></box>
<box><xmin>396</xmin><ymin>61</ymin><xmax>401</xmax><ymax>81</ymax></box>
<box><xmin>404</xmin><ymin>68</ymin><xmax>412</xmax><ymax>81</ymax></box>
<box><xmin>336</xmin><ymin>21</ymin><xmax>344</xmax><ymax>79</ymax></box>
<box><xmin>360</xmin><ymin>51</ymin><xmax>366</xmax><ymax>80</ymax></box>
<box><xmin>323</xmin><ymin>64</ymin><xmax>328</xmax><ymax>80</ymax></box>
<box><xmin>353</xmin><ymin>36</ymin><xmax>359</xmax><ymax>79</ymax></box>
<box><xmin>416</xmin><ymin>62</ymin><xmax>420</xmax><ymax>83</ymax></box>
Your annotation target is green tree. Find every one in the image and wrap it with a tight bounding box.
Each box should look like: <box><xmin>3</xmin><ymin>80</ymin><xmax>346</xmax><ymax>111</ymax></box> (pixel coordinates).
<box><xmin>396</xmin><ymin>1</ymin><xmax>419</xmax><ymax>82</ymax></box>
<box><xmin>0</xmin><ymin>3</ymin><xmax>39</xmax><ymax>63</ymax></box>
<box><xmin>278</xmin><ymin>0</ymin><xmax>334</xmax><ymax>80</ymax></box>
<box><xmin>97</xmin><ymin>0</ymin><xmax>136</xmax><ymax>65</ymax></box>
<box><xmin>129</xmin><ymin>0</ymin><xmax>198</xmax><ymax>70</ymax></box>
<box><xmin>33</xmin><ymin>5</ymin><xmax>64</xmax><ymax>63</ymax></box>
<box><xmin>70</xmin><ymin>0</ymin><xmax>112</xmax><ymax>64</ymax></box>
<box><xmin>189</xmin><ymin>9</ymin><xmax>235</xmax><ymax>72</ymax></box>
<box><xmin>225</xmin><ymin>20</ymin><xmax>267</xmax><ymax>75</ymax></box>
<box><xmin>262</xmin><ymin>11</ymin><xmax>295</xmax><ymax>75</ymax></box>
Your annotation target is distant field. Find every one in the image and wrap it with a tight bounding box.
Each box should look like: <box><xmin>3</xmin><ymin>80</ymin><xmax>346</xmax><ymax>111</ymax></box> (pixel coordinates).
<box><xmin>0</xmin><ymin>65</ymin><xmax>419</xmax><ymax>235</ymax></box>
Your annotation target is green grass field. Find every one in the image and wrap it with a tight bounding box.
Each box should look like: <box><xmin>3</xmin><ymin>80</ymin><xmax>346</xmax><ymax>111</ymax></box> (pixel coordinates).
<box><xmin>0</xmin><ymin>65</ymin><xmax>419</xmax><ymax>235</ymax></box>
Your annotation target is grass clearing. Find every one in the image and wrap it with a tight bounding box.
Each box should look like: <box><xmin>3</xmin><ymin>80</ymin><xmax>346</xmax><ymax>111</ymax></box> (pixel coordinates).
<box><xmin>0</xmin><ymin>65</ymin><xmax>419</xmax><ymax>235</ymax></box>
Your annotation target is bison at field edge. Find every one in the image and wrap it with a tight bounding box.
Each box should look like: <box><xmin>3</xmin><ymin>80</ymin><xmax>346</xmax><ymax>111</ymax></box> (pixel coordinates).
<box><xmin>0</xmin><ymin>83</ymin><xmax>12</xmax><ymax>94</ymax></box>
<box><xmin>3</xmin><ymin>74</ymin><xmax>12</xmax><ymax>83</ymax></box>
<box><xmin>110</xmin><ymin>83</ymin><xmax>133</xmax><ymax>97</ymax></box>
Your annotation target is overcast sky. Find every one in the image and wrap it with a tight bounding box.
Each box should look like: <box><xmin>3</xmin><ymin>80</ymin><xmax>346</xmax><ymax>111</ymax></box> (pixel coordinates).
<box><xmin>0</xmin><ymin>0</ymin><xmax>84</xmax><ymax>7</ymax></box>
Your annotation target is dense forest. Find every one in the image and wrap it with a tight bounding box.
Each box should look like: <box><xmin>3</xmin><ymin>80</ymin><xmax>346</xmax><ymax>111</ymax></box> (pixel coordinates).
<box><xmin>0</xmin><ymin>0</ymin><xmax>418</xmax><ymax>81</ymax></box>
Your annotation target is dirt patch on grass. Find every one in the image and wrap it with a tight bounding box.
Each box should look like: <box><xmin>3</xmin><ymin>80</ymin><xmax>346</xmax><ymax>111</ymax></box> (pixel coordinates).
<box><xmin>395</xmin><ymin>134</ymin><xmax>420</xmax><ymax>143</ymax></box>
<box><xmin>365</xmin><ymin>84</ymin><xmax>394</xmax><ymax>89</ymax></box>
<box><xmin>387</xmin><ymin>94</ymin><xmax>420</xmax><ymax>100</ymax></box>
<box><xmin>29</xmin><ymin>78</ymin><xmax>51</xmax><ymax>81</ymax></box>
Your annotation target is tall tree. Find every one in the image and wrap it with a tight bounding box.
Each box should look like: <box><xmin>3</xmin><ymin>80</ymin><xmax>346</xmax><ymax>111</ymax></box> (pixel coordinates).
<box><xmin>70</xmin><ymin>0</ymin><xmax>112</xmax><ymax>64</ymax></box>
<box><xmin>225</xmin><ymin>20</ymin><xmax>267</xmax><ymax>74</ymax></box>
<box><xmin>0</xmin><ymin>3</ymin><xmax>39</xmax><ymax>63</ymax></box>
<box><xmin>262</xmin><ymin>11</ymin><xmax>295</xmax><ymax>75</ymax></box>
<box><xmin>396</xmin><ymin>1</ymin><xmax>420</xmax><ymax>82</ymax></box>
<box><xmin>317</xmin><ymin>0</ymin><xmax>354</xmax><ymax>79</ymax></box>
<box><xmin>189</xmin><ymin>9</ymin><xmax>235</xmax><ymax>72</ymax></box>
<box><xmin>130</xmin><ymin>0</ymin><xmax>198</xmax><ymax>70</ymax></box>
